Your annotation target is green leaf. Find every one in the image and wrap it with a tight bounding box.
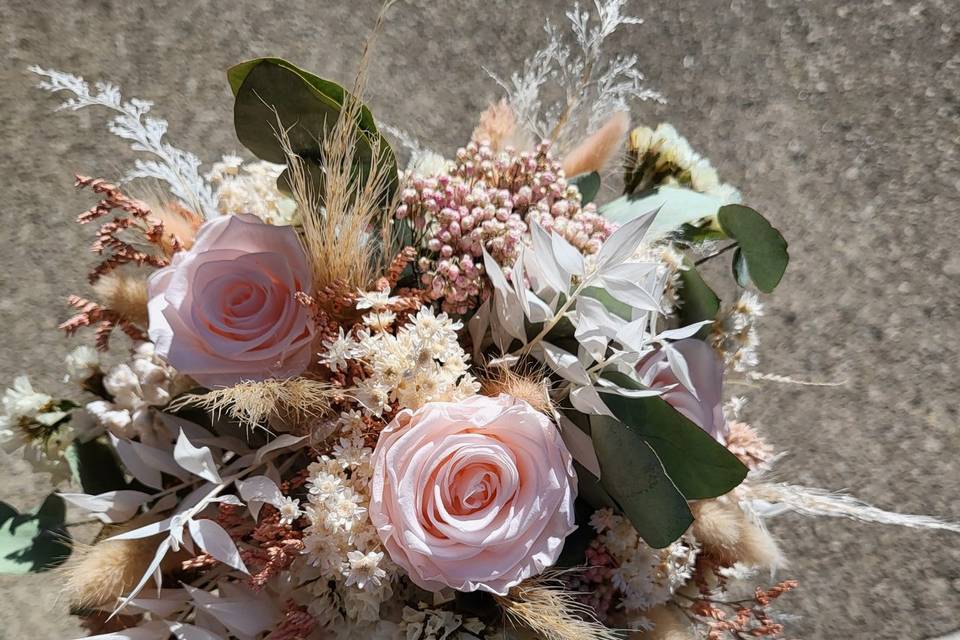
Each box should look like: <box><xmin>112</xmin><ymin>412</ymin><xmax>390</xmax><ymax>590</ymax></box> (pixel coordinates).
<box><xmin>676</xmin><ymin>258</ymin><xmax>720</xmax><ymax>335</ymax></box>
<box><xmin>0</xmin><ymin>494</ymin><xmax>71</xmax><ymax>574</ymax></box>
<box><xmin>569</xmin><ymin>171</ymin><xmax>601</xmax><ymax>205</ymax></box>
<box><xmin>600</xmin><ymin>186</ymin><xmax>726</xmax><ymax>240</ymax></box>
<box><xmin>601</xmin><ymin>393</ymin><xmax>748</xmax><ymax>500</ymax></box>
<box><xmin>590</xmin><ymin>415</ymin><xmax>692</xmax><ymax>548</ymax></box>
<box><xmin>228</xmin><ymin>58</ymin><xmax>397</xmax><ymax>198</ymax></box>
<box><xmin>66</xmin><ymin>439</ymin><xmax>127</xmax><ymax>495</ymax></box>
<box><xmin>717</xmin><ymin>205</ymin><xmax>788</xmax><ymax>293</ymax></box>
<box><xmin>732</xmin><ymin>247</ymin><xmax>751</xmax><ymax>288</ymax></box>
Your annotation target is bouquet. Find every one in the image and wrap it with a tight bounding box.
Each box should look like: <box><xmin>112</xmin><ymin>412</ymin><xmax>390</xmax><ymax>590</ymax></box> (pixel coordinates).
<box><xmin>3</xmin><ymin>2</ymin><xmax>956</xmax><ymax>638</ymax></box>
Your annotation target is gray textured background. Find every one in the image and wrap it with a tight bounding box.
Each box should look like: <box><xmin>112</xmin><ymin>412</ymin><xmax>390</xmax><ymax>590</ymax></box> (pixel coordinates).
<box><xmin>1</xmin><ymin>1</ymin><xmax>958</xmax><ymax>638</ymax></box>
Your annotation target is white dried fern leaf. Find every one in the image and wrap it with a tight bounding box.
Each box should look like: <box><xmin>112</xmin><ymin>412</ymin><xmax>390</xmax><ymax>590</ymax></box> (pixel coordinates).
<box><xmin>29</xmin><ymin>66</ymin><xmax>217</xmax><ymax>218</ymax></box>
<box><xmin>486</xmin><ymin>0</ymin><xmax>664</xmax><ymax>153</ymax></box>
<box><xmin>743</xmin><ymin>481</ymin><xmax>960</xmax><ymax>533</ymax></box>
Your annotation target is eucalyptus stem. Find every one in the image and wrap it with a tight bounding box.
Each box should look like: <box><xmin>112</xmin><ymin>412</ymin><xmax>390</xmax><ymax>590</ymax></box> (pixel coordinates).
<box><xmin>695</xmin><ymin>242</ymin><xmax>737</xmax><ymax>266</ymax></box>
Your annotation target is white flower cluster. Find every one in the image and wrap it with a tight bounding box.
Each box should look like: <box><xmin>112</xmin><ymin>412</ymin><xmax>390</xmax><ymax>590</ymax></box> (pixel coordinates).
<box><xmin>321</xmin><ymin>300</ymin><xmax>479</xmax><ymax>417</ymax></box>
<box><xmin>398</xmin><ymin>606</ymin><xmax>486</xmax><ymax>640</ymax></box>
<box><xmin>302</xmin><ymin>431</ymin><xmax>395</xmax><ymax>632</ymax></box>
<box><xmin>629</xmin><ymin>124</ymin><xmax>741</xmax><ymax>203</ymax></box>
<box><xmin>85</xmin><ymin>342</ymin><xmax>187</xmax><ymax>444</ymax></box>
<box><xmin>710</xmin><ymin>292</ymin><xmax>764</xmax><ymax>372</ymax></box>
<box><xmin>590</xmin><ymin>508</ymin><xmax>699</xmax><ymax>619</ymax></box>
<box><xmin>0</xmin><ymin>375</ymin><xmax>74</xmax><ymax>480</ymax></box>
<box><xmin>207</xmin><ymin>154</ymin><xmax>298</xmax><ymax>225</ymax></box>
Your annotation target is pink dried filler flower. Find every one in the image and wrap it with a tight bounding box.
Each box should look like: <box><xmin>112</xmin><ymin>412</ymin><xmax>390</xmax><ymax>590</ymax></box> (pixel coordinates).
<box><xmin>397</xmin><ymin>140</ymin><xmax>614</xmax><ymax>313</ymax></box>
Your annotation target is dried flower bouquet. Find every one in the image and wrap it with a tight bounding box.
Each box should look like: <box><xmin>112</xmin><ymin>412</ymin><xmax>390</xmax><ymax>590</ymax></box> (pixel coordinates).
<box><xmin>2</xmin><ymin>2</ymin><xmax>956</xmax><ymax>639</ymax></box>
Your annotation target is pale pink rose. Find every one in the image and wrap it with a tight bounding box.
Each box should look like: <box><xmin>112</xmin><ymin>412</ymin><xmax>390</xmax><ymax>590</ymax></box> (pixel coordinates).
<box><xmin>637</xmin><ymin>338</ymin><xmax>729</xmax><ymax>443</ymax></box>
<box><xmin>369</xmin><ymin>394</ymin><xmax>577</xmax><ymax>595</ymax></box>
<box><xmin>147</xmin><ymin>213</ymin><xmax>315</xmax><ymax>388</ymax></box>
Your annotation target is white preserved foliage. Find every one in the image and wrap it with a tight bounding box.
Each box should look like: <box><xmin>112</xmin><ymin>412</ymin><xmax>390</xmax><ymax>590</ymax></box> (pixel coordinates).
<box><xmin>486</xmin><ymin>0</ymin><xmax>664</xmax><ymax>153</ymax></box>
<box><xmin>481</xmin><ymin>211</ymin><xmax>691</xmax><ymax>415</ymax></box>
<box><xmin>29</xmin><ymin>66</ymin><xmax>217</xmax><ymax>218</ymax></box>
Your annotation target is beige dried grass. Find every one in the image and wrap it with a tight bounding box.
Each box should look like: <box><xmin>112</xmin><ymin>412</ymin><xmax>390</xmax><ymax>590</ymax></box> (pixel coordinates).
<box><xmin>480</xmin><ymin>366</ymin><xmax>554</xmax><ymax>416</ymax></box>
<box><xmin>171</xmin><ymin>377</ymin><xmax>337</xmax><ymax>430</ymax></box>
<box><xmin>92</xmin><ymin>271</ymin><xmax>149</xmax><ymax>326</ymax></box>
<box><xmin>495</xmin><ymin>572</ymin><xmax>620</xmax><ymax>640</ymax></box>
<box><xmin>288</xmin><ymin>1</ymin><xmax>400</xmax><ymax>295</ymax></box>
<box><xmin>561</xmin><ymin>111</ymin><xmax>630</xmax><ymax>178</ymax></box>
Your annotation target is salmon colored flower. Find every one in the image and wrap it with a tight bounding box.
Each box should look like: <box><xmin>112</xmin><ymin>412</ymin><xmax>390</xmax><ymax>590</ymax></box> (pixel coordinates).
<box><xmin>369</xmin><ymin>394</ymin><xmax>577</xmax><ymax>595</ymax></box>
<box><xmin>147</xmin><ymin>214</ymin><xmax>314</xmax><ymax>387</ymax></box>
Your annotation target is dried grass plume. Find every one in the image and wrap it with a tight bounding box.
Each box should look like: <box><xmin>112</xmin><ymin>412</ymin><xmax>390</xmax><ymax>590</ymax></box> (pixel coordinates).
<box><xmin>61</xmin><ymin>525</ymin><xmax>183</xmax><ymax>609</ymax></box>
<box><xmin>481</xmin><ymin>367</ymin><xmax>554</xmax><ymax>416</ymax></box>
<box><xmin>472</xmin><ymin>99</ymin><xmax>520</xmax><ymax>151</ymax></box>
<box><xmin>561</xmin><ymin>111</ymin><xmax>630</xmax><ymax>177</ymax></box>
<box><xmin>495</xmin><ymin>572</ymin><xmax>621</xmax><ymax>640</ymax></box>
<box><xmin>92</xmin><ymin>271</ymin><xmax>149</xmax><ymax>326</ymax></box>
<box><xmin>288</xmin><ymin>2</ymin><xmax>398</xmax><ymax>295</ymax></box>
<box><xmin>171</xmin><ymin>377</ymin><xmax>337</xmax><ymax>432</ymax></box>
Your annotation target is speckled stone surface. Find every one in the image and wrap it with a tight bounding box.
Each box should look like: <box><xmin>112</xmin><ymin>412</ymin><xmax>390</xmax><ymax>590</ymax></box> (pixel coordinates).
<box><xmin>0</xmin><ymin>1</ymin><xmax>957</xmax><ymax>638</ymax></box>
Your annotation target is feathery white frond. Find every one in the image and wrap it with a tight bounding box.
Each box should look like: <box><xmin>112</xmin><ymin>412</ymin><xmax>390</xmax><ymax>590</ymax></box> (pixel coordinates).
<box><xmin>486</xmin><ymin>0</ymin><xmax>663</xmax><ymax>153</ymax></box>
<box><xmin>29</xmin><ymin>66</ymin><xmax>217</xmax><ymax>218</ymax></box>
<box><xmin>743</xmin><ymin>481</ymin><xmax>960</xmax><ymax>534</ymax></box>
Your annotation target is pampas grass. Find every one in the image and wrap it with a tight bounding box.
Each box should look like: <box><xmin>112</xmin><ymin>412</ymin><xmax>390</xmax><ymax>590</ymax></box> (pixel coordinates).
<box><xmin>92</xmin><ymin>271</ymin><xmax>149</xmax><ymax>326</ymax></box>
<box><xmin>171</xmin><ymin>377</ymin><xmax>337</xmax><ymax>430</ymax></box>
<box><xmin>495</xmin><ymin>572</ymin><xmax>620</xmax><ymax>640</ymax></box>
<box><xmin>741</xmin><ymin>481</ymin><xmax>960</xmax><ymax>533</ymax></box>
<box><xmin>290</xmin><ymin>1</ymin><xmax>399</xmax><ymax>295</ymax></box>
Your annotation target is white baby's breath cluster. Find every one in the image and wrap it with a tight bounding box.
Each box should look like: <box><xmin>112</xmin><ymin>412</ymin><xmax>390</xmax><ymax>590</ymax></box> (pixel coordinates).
<box><xmin>0</xmin><ymin>375</ymin><xmax>75</xmax><ymax>480</ymax></box>
<box><xmin>629</xmin><ymin>123</ymin><xmax>741</xmax><ymax>203</ymax></box>
<box><xmin>590</xmin><ymin>508</ymin><xmax>699</xmax><ymax>620</ymax></box>
<box><xmin>321</xmin><ymin>295</ymin><xmax>480</xmax><ymax>417</ymax></box>
<box><xmin>710</xmin><ymin>292</ymin><xmax>764</xmax><ymax>372</ymax></box>
<box><xmin>207</xmin><ymin>154</ymin><xmax>298</xmax><ymax>225</ymax></box>
<box><xmin>301</xmin><ymin>438</ymin><xmax>396</xmax><ymax>634</ymax></box>
<box><xmin>85</xmin><ymin>342</ymin><xmax>188</xmax><ymax>445</ymax></box>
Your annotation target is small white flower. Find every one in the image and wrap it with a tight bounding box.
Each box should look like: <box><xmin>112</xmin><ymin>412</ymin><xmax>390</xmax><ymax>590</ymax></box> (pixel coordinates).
<box><xmin>332</xmin><ymin>437</ymin><xmax>370</xmax><ymax>469</ymax></box>
<box><xmin>2</xmin><ymin>376</ymin><xmax>52</xmax><ymax>419</ymax></box>
<box><xmin>343</xmin><ymin>550</ymin><xmax>387</xmax><ymax>590</ymax></box>
<box><xmin>277</xmin><ymin>496</ymin><xmax>302</xmax><ymax>526</ymax></box>
<box><xmin>64</xmin><ymin>345</ymin><xmax>100</xmax><ymax>382</ymax></box>
<box><xmin>320</xmin><ymin>328</ymin><xmax>356</xmax><ymax>372</ymax></box>
<box><xmin>362</xmin><ymin>310</ymin><xmax>397</xmax><ymax>332</ymax></box>
<box><xmin>355</xmin><ymin>288</ymin><xmax>400</xmax><ymax>311</ymax></box>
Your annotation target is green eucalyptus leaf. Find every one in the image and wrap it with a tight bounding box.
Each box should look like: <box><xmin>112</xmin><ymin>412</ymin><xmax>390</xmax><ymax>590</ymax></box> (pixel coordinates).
<box><xmin>229</xmin><ymin>58</ymin><xmax>397</xmax><ymax>198</ymax></box>
<box><xmin>676</xmin><ymin>258</ymin><xmax>720</xmax><ymax>335</ymax></box>
<box><xmin>600</xmin><ymin>186</ymin><xmax>726</xmax><ymax>240</ymax></box>
<box><xmin>66</xmin><ymin>439</ymin><xmax>127</xmax><ymax>495</ymax></box>
<box><xmin>590</xmin><ymin>415</ymin><xmax>692</xmax><ymax>548</ymax></box>
<box><xmin>732</xmin><ymin>247</ymin><xmax>751</xmax><ymax>288</ymax></box>
<box><xmin>569</xmin><ymin>171</ymin><xmax>601</xmax><ymax>205</ymax></box>
<box><xmin>601</xmin><ymin>393</ymin><xmax>748</xmax><ymax>500</ymax></box>
<box><xmin>0</xmin><ymin>494</ymin><xmax>71</xmax><ymax>574</ymax></box>
<box><xmin>717</xmin><ymin>205</ymin><xmax>788</xmax><ymax>293</ymax></box>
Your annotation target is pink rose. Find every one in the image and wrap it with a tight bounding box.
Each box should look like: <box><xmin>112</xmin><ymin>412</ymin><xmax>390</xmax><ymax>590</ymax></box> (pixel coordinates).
<box><xmin>637</xmin><ymin>338</ymin><xmax>729</xmax><ymax>442</ymax></box>
<box><xmin>369</xmin><ymin>394</ymin><xmax>577</xmax><ymax>595</ymax></box>
<box><xmin>147</xmin><ymin>214</ymin><xmax>315</xmax><ymax>388</ymax></box>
